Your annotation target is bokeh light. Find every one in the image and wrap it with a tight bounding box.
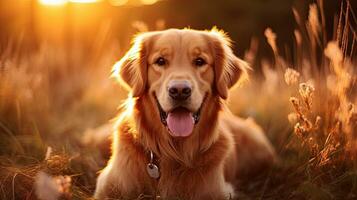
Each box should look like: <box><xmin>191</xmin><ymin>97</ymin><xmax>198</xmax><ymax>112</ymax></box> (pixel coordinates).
<box><xmin>109</xmin><ymin>0</ymin><xmax>128</xmax><ymax>6</ymax></box>
<box><xmin>39</xmin><ymin>0</ymin><xmax>101</xmax><ymax>6</ymax></box>
<box><xmin>39</xmin><ymin>0</ymin><xmax>67</xmax><ymax>6</ymax></box>
<box><xmin>69</xmin><ymin>0</ymin><xmax>100</xmax><ymax>3</ymax></box>
<box><xmin>141</xmin><ymin>0</ymin><xmax>158</xmax><ymax>5</ymax></box>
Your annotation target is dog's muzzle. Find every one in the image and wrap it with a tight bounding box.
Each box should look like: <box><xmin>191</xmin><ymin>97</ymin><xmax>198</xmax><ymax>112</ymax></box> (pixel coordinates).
<box><xmin>155</xmin><ymin>96</ymin><xmax>202</xmax><ymax>137</ymax></box>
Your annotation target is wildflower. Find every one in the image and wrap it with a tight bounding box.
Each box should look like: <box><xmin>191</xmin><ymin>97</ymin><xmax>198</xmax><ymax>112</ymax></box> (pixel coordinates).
<box><xmin>299</xmin><ymin>83</ymin><xmax>315</xmax><ymax>110</ymax></box>
<box><xmin>289</xmin><ymin>97</ymin><xmax>301</xmax><ymax>115</ymax></box>
<box><xmin>314</xmin><ymin>116</ymin><xmax>322</xmax><ymax>130</ymax></box>
<box><xmin>294</xmin><ymin>123</ymin><xmax>305</xmax><ymax>138</ymax></box>
<box><xmin>284</xmin><ymin>68</ymin><xmax>300</xmax><ymax>85</ymax></box>
<box><xmin>46</xmin><ymin>154</ymin><xmax>70</xmax><ymax>174</ymax></box>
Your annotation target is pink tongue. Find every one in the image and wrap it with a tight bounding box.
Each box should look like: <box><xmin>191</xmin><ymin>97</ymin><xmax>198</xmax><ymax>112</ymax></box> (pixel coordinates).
<box><xmin>167</xmin><ymin>108</ymin><xmax>194</xmax><ymax>137</ymax></box>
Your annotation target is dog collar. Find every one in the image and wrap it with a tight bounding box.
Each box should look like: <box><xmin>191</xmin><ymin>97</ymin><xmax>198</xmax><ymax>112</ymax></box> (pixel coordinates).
<box><xmin>146</xmin><ymin>151</ymin><xmax>160</xmax><ymax>179</ymax></box>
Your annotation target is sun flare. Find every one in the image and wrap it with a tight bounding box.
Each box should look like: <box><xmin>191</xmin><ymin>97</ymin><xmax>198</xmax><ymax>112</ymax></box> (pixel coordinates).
<box><xmin>39</xmin><ymin>0</ymin><xmax>100</xmax><ymax>6</ymax></box>
<box><xmin>39</xmin><ymin>0</ymin><xmax>67</xmax><ymax>6</ymax></box>
<box><xmin>109</xmin><ymin>0</ymin><xmax>128</xmax><ymax>6</ymax></box>
<box><xmin>69</xmin><ymin>0</ymin><xmax>100</xmax><ymax>3</ymax></box>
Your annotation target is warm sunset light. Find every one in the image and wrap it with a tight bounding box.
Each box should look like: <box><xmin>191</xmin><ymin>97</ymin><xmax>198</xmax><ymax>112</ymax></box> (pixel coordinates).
<box><xmin>0</xmin><ymin>0</ymin><xmax>355</xmax><ymax>199</ymax></box>
<box><xmin>39</xmin><ymin>0</ymin><xmax>160</xmax><ymax>6</ymax></box>
<box><xmin>39</xmin><ymin>0</ymin><xmax>100</xmax><ymax>6</ymax></box>
<box><xmin>39</xmin><ymin>0</ymin><xmax>67</xmax><ymax>6</ymax></box>
<box><xmin>140</xmin><ymin>0</ymin><xmax>158</xmax><ymax>5</ymax></box>
<box><xmin>69</xmin><ymin>0</ymin><xmax>100</xmax><ymax>3</ymax></box>
<box><xmin>109</xmin><ymin>0</ymin><xmax>128</xmax><ymax>6</ymax></box>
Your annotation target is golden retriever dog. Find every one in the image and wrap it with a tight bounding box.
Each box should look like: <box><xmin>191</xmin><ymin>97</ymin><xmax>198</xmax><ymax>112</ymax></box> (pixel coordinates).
<box><xmin>94</xmin><ymin>28</ymin><xmax>276</xmax><ymax>200</ymax></box>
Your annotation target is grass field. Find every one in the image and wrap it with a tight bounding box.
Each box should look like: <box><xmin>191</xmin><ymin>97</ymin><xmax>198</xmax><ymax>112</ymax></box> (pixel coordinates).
<box><xmin>0</xmin><ymin>1</ymin><xmax>356</xmax><ymax>199</ymax></box>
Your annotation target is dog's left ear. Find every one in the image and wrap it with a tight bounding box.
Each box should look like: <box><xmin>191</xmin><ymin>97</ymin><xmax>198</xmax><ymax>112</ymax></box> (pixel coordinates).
<box><xmin>112</xmin><ymin>33</ymin><xmax>152</xmax><ymax>97</ymax></box>
<box><xmin>208</xmin><ymin>28</ymin><xmax>250</xmax><ymax>99</ymax></box>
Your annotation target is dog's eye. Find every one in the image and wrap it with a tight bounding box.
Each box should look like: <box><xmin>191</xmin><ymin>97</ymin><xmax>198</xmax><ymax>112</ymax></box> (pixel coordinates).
<box><xmin>155</xmin><ymin>57</ymin><xmax>167</xmax><ymax>66</ymax></box>
<box><xmin>194</xmin><ymin>57</ymin><xmax>206</xmax><ymax>67</ymax></box>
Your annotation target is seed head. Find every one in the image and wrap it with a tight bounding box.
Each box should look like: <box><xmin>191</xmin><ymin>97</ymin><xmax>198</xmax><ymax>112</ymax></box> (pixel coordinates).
<box><xmin>284</xmin><ymin>68</ymin><xmax>300</xmax><ymax>85</ymax></box>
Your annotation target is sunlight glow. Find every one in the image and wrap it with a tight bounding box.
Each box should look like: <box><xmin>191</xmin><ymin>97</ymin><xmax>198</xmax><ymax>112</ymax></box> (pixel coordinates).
<box><xmin>109</xmin><ymin>0</ymin><xmax>128</xmax><ymax>6</ymax></box>
<box><xmin>39</xmin><ymin>0</ymin><xmax>160</xmax><ymax>6</ymax></box>
<box><xmin>39</xmin><ymin>0</ymin><xmax>67</xmax><ymax>6</ymax></box>
<box><xmin>141</xmin><ymin>0</ymin><xmax>158</xmax><ymax>5</ymax></box>
<box><xmin>39</xmin><ymin>0</ymin><xmax>100</xmax><ymax>6</ymax></box>
<box><xmin>69</xmin><ymin>0</ymin><xmax>100</xmax><ymax>3</ymax></box>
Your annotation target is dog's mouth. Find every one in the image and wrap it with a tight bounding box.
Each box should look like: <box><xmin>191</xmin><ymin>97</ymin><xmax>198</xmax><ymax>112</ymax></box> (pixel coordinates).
<box><xmin>155</xmin><ymin>97</ymin><xmax>201</xmax><ymax>138</ymax></box>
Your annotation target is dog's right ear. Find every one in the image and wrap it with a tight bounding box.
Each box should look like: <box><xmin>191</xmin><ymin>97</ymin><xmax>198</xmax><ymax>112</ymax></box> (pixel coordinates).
<box><xmin>112</xmin><ymin>33</ymin><xmax>152</xmax><ymax>97</ymax></box>
<box><xmin>207</xmin><ymin>28</ymin><xmax>250</xmax><ymax>99</ymax></box>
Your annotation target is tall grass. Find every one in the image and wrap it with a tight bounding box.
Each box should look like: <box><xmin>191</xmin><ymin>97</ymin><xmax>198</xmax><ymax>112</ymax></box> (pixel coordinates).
<box><xmin>0</xmin><ymin>0</ymin><xmax>356</xmax><ymax>199</ymax></box>
<box><xmin>231</xmin><ymin>0</ymin><xmax>356</xmax><ymax>198</ymax></box>
<box><xmin>0</xmin><ymin>29</ymin><xmax>125</xmax><ymax>199</ymax></box>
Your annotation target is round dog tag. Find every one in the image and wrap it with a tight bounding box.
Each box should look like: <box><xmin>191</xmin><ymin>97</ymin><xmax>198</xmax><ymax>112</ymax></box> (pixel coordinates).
<box><xmin>146</xmin><ymin>163</ymin><xmax>160</xmax><ymax>179</ymax></box>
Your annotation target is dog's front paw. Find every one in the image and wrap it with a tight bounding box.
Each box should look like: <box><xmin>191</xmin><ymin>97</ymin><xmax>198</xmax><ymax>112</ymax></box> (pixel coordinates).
<box><xmin>223</xmin><ymin>182</ymin><xmax>236</xmax><ymax>199</ymax></box>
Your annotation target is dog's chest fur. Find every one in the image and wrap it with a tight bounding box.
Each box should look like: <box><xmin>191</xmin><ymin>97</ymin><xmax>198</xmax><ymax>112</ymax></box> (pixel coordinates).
<box><xmin>114</xmin><ymin>121</ymin><xmax>233</xmax><ymax>199</ymax></box>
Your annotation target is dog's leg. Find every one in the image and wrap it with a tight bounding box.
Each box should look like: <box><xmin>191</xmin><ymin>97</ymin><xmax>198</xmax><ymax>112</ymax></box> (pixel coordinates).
<box><xmin>94</xmin><ymin>165</ymin><xmax>112</xmax><ymax>199</ymax></box>
<box><xmin>94</xmin><ymin>162</ymin><xmax>147</xmax><ymax>199</ymax></box>
<box><xmin>94</xmin><ymin>140</ymin><xmax>156</xmax><ymax>200</ymax></box>
<box><xmin>197</xmin><ymin>171</ymin><xmax>236</xmax><ymax>200</ymax></box>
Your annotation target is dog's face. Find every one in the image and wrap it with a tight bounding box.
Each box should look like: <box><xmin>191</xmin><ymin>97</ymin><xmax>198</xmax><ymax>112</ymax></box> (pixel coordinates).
<box><xmin>114</xmin><ymin>28</ymin><xmax>249</xmax><ymax>138</ymax></box>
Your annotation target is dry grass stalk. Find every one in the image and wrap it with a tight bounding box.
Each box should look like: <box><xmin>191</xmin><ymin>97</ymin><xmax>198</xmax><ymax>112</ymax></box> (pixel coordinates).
<box><xmin>317</xmin><ymin>0</ymin><xmax>327</xmax><ymax>44</ymax></box>
<box><xmin>298</xmin><ymin>83</ymin><xmax>314</xmax><ymax>110</ymax></box>
<box><xmin>264</xmin><ymin>28</ymin><xmax>278</xmax><ymax>56</ymax></box>
<box><xmin>289</xmin><ymin>39</ymin><xmax>356</xmax><ymax>167</ymax></box>
<box><xmin>317</xmin><ymin>121</ymin><xmax>342</xmax><ymax>166</ymax></box>
<box><xmin>341</xmin><ymin>1</ymin><xmax>350</xmax><ymax>57</ymax></box>
<box><xmin>324</xmin><ymin>41</ymin><xmax>354</xmax><ymax>135</ymax></box>
<box><xmin>307</xmin><ymin>4</ymin><xmax>321</xmax><ymax>43</ymax></box>
<box><xmin>244</xmin><ymin>37</ymin><xmax>259</xmax><ymax>65</ymax></box>
<box><xmin>292</xmin><ymin>7</ymin><xmax>302</xmax><ymax>27</ymax></box>
<box><xmin>261</xmin><ymin>60</ymin><xmax>279</xmax><ymax>94</ymax></box>
<box><xmin>305</xmin><ymin>3</ymin><xmax>320</xmax><ymax>71</ymax></box>
<box><xmin>289</xmin><ymin>81</ymin><xmax>331</xmax><ymax>164</ymax></box>
<box><xmin>294</xmin><ymin>29</ymin><xmax>302</xmax><ymax>48</ymax></box>
<box><xmin>284</xmin><ymin>68</ymin><xmax>300</xmax><ymax>86</ymax></box>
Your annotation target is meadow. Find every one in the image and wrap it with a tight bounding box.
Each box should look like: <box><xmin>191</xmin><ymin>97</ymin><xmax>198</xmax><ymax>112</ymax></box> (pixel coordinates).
<box><xmin>0</xmin><ymin>0</ymin><xmax>356</xmax><ymax>199</ymax></box>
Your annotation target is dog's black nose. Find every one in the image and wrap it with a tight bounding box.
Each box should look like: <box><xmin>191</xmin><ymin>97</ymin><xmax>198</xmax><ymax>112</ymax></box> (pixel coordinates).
<box><xmin>168</xmin><ymin>80</ymin><xmax>192</xmax><ymax>100</ymax></box>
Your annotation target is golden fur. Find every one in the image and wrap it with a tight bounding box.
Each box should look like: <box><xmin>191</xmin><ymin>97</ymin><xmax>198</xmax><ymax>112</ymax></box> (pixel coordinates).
<box><xmin>94</xmin><ymin>28</ymin><xmax>276</xmax><ymax>200</ymax></box>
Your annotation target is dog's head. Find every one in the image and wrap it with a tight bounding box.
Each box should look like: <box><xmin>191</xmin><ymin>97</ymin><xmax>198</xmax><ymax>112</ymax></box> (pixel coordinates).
<box><xmin>113</xmin><ymin>28</ymin><xmax>249</xmax><ymax>138</ymax></box>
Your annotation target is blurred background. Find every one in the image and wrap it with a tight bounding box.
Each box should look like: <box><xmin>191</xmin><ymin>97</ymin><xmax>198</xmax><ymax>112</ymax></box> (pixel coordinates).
<box><xmin>0</xmin><ymin>0</ymin><xmax>343</xmax><ymax>63</ymax></box>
